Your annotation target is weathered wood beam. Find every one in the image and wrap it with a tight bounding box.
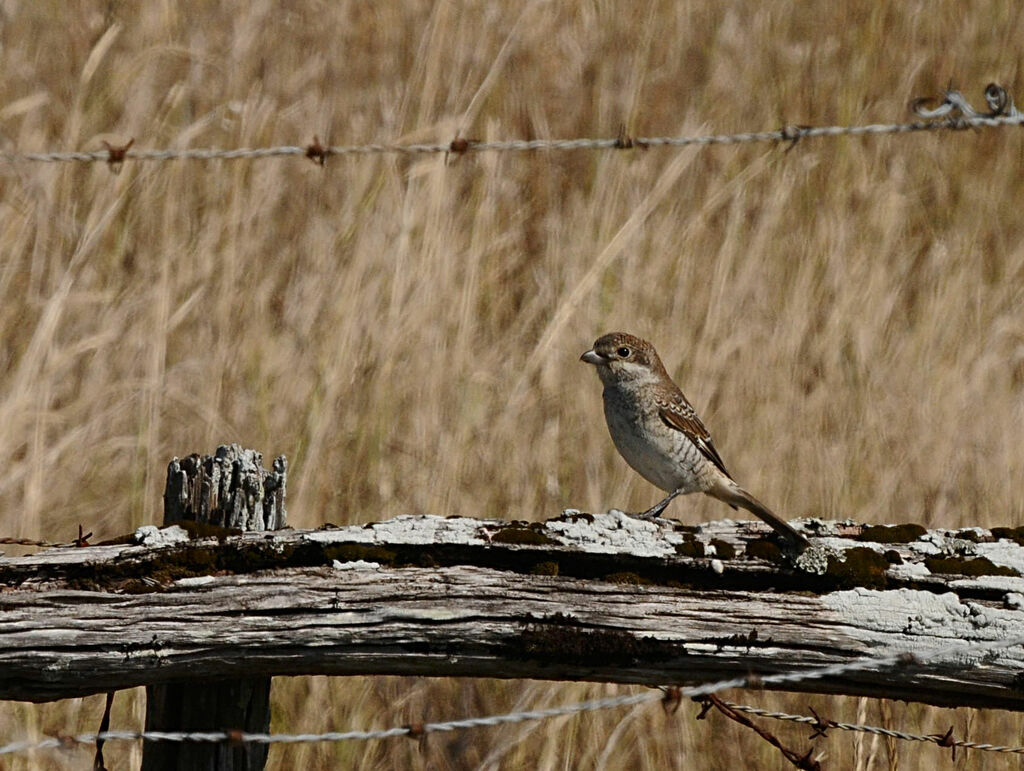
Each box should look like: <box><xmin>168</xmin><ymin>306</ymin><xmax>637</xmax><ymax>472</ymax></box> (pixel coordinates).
<box><xmin>2</xmin><ymin>512</ymin><xmax>1023</xmax><ymax>710</ymax></box>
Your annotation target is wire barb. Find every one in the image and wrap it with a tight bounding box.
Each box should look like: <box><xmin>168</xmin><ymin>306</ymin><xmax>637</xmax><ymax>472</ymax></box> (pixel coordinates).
<box><xmin>448</xmin><ymin>137</ymin><xmax>474</xmax><ymax>154</ymax></box>
<box><xmin>305</xmin><ymin>136</ymin><xmax>329</xmax><ymax>166</ymax></box>
<box><xmin>807</xmin><ymin>706</ymin><xmax>835</xmax><ymax>739</ymax></box>
<box><xmin>101</xmin><ymin>139</ymin><xmax>134</xmax><ymax>173</ymax></box>
<box><xmin>93</xmin><ymin>692</ymin><xmax>115</xmax><ymax>771</ymax></box>
<box><xmin>696</xmin><ymin>694</ymin><xmax>820</xmax><ymax>771</ymax></box>
<box><xmin>931</xmin><ymin>726</ymin><xmax>958</xmax><ymax>761</ymax></box>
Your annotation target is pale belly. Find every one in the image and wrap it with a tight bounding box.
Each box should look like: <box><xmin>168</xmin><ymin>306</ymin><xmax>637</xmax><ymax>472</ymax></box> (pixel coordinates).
<box><xmin>603</xmin><ymin>394</ymin><xmax>706</xmax><ymax>494</ymax></box>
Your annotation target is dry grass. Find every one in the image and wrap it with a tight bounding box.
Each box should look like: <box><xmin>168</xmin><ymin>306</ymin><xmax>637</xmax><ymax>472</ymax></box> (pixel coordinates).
<box><xmin>2</xmin><ymin>0</ymin><xmax>1024</xmax><ymax>768</ymax></box>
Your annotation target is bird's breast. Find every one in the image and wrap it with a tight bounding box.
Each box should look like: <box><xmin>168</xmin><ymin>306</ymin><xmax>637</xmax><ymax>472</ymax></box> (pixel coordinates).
<box><xmin>601</xmin><ymin>385</ymin><xmax>704</xmax><ymax>493</ymax></box>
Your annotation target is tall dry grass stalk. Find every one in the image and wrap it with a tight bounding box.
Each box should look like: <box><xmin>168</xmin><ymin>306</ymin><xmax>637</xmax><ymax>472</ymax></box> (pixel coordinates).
<box><xmin>2</xmin><ymin>0</ymin><xmax>1024</xmax><ymax>768</ymax></box>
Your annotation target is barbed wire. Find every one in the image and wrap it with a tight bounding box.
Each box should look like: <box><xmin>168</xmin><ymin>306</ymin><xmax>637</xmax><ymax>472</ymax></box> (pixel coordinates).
<box><xmin>0</xmin><ymin>84</ymin><xmax>1019</xmax><ymax>168</ymax></box>
<box><xmin>0</xmin><ymin>525</ymin><xmax>92</xmax><ymax>549</ymax></box>
<box><xmin>4</xmin><ymin>630</ymin><xmax>1023</xmax><ymax>759</ymax></box>
<box><xmin>720</xmin><ymin>701</ymin><xmax>1024</xmax><ymax>755</ymax></box>
<box><xmin>0</xmin><ymin>691</ymin><xmax>660</xmax><ymax>757</ymax></box>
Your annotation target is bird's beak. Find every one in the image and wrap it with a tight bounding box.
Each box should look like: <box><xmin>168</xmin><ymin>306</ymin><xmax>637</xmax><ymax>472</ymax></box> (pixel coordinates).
<box><xmin>580</xmin><ymin>349</ymin><xmax>607</xmax><ymax>365</ymax></box>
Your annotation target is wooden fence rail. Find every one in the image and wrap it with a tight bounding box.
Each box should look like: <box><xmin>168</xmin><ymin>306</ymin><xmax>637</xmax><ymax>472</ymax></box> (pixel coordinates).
<box><xmin>3</xmin><ymin>507</ymin><xmax>1024</xmax><ymax>709</ymax></box>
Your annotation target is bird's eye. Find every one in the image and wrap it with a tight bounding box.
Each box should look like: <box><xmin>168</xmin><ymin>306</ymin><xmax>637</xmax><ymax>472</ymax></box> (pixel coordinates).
<box><xmin>616</xmin><ymin>347</ymin><xmax>631</xmax><ymax>358</ymax></box>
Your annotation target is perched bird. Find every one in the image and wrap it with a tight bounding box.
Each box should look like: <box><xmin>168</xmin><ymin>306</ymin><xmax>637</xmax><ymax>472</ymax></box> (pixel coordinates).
<box><xmin>581</xmin><ymin>332</ymin><xmax>808</xmax><ymax>548</ymax></box>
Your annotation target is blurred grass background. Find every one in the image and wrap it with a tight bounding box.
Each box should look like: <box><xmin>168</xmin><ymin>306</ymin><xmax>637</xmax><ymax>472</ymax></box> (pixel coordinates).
<box><xmin>1</xmin><ymin>0</ymin><xmax>1024</xmax><ymax>768</ymax></box>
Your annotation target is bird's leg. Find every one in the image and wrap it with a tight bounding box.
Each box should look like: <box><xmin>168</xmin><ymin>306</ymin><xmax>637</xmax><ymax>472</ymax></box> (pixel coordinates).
<box><xmin>637</xmin><ymin>488</ymin><xmax>684</xmax><ymax>520</ymax></box>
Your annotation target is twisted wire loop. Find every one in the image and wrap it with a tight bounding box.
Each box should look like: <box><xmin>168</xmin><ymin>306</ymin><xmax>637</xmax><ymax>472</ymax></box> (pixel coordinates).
<box><xmin>3</xmin><ymin>632</ymin><xmax>1023</xmax><ymax>757</ymax></box>
<box><xmin>0</xmin><ymin>85</ymin><xmax>1019</xmax><ymax>167</ymax></box>
<box><xmin>910</xmin><ymin>82</ymin><xmax>1020</xmax><ymax>120</ymax></box>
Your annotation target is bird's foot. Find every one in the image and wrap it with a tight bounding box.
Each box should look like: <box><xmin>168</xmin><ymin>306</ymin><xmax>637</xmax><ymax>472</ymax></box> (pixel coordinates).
<box><xmin>636</xmin><ymin>489</ymin><xmax>683</xmax><ymax>520</ymax></box>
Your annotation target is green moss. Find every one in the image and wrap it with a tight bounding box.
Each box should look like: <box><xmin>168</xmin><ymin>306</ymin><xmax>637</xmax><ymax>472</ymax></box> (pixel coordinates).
<box><xmin>709</xmin><ymin>539</ymin><xmax>736</xmax><ymax>560</ymax></box>
<box><xmin>674</xmin><ymin>541</ymin><xmax>705</xmax><ymax>558</ymax></box>
<box><xmin>991</xmin><ymin>527</ymin><xmax>1024</xmax><ymax>546</ymax></box>
<box><xmin>531</xmin><ymin>561</ymin><xmax>560</xmax><ymax>576</ymax></box>
<box><xmin>746</xmin><ymin>540</ymin><xmax>783</xmax><ymax>563</ymax></box>
<box><xmin>857</xmin><ymin>524</ymin><xmax>926</xmax><ymax>543</ymax></box>
<box><xmin>825</xmin><ymin>547</ymin><xmax>890</xmax><ymax>589</ymax></box>
<box><xmin>924</xmin><ymin>556</ymin><xmax>1018</xmax><ymax>577</ymax></box>
<box><xmin>491</xmin><ymin>526</ymin><xmax>556</xmax><ymax>546</ymax></box>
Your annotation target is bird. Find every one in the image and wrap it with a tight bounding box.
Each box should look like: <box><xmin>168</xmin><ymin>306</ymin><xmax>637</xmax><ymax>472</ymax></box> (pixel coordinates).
<box><xmin>580</xmin><ymin>332</ymin><xmax>808</xmax><ymax>548</ymax></box>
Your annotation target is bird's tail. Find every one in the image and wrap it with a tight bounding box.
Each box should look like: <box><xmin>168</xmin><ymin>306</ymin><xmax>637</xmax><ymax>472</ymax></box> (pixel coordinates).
<box><xmin>709</xmin><ymin>481</ymin><xmax>809</xmax><ymax>549</ymax></box>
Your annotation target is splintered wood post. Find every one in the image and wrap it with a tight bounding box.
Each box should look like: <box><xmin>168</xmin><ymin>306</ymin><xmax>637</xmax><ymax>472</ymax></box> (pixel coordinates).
<box><xmin>142</xmin><ymin>444</ymin><xmax>287</xmax><ymax>771</ymax></box>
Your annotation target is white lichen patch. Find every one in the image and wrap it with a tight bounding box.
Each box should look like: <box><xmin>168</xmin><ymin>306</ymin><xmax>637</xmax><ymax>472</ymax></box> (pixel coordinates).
<box><xmin>304</xmin><ymin>515</ymin><xmax>493</xmax><ymax>546</ymax></box>
<box><xmin>544</xmin><ymin>510</ymin><xmax>683</xmax><ymax>556</ymax></box>
<box><xmin>907</xmin><ymin>535</ymin><xmax>950</xmax><ymax>556</ymax></box>
<box><xmin>823</xmin><ymin>588</ymin><xmax>1024</xmax><ymax>650</ymax></box>
<box><xmin>887</xmin><ymin>561</ymin><xmax>932</xmax><ymax>580</ymax></box>
<box><xmin>793</xmin><ymin>543</ymin><xmax>838</xmax><ymax>574</ymax></box>
<box><xmin>134</xmin><ymin>525</ymin><xmax>190</xmax><ymax>548</ymax></box>
<box><xmin>973</xmin><ymin>541</ymin><xmax>1024</xmax><ymax>574</ymax></box>
<box><xmin>332</xmin><ymin>559</ymin><xmax>380</xmax><ymax>570</ymax></box>
<box><xmin>174</xmin><ymin>575</ymin><xmax>217</xmax><ymax>587</ymax></box>
<box><xmin>948</xmin><ymin>576</ymin><xmax>1024</xmax><ymax>595</ymax></box>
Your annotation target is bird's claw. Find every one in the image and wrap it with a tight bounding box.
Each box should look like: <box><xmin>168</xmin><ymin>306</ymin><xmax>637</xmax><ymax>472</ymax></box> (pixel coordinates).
<box><xmin>636</xmin><ymin>503</ymin><xmax>671</xmax><ymax>520</ymax></box>
<box><xmin>636</xmin><ymin>489</ymin><xmax>683</xmax><ymax>520</ymax></box>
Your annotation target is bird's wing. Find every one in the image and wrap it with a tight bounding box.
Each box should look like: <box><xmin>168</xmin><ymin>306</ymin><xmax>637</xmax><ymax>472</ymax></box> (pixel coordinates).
<box><xmin>657</xmin><ymin>396</ymin><xmax>731</xmax><ymax>478</ymax></box>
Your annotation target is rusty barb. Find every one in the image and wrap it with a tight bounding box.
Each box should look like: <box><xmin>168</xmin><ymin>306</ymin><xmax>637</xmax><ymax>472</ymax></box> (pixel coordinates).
<box><xmin>74</xmin><ymin>524</ymin><xmax>93</xmax><ymax>547</ymax></box>
<box><xmin>695</xmin><ymin>694</ymin><xmax>821</xmax><ymax>771</ymax></box>
<box><xmin>305</xmin><ymin>136</ymin><xmax>329</xmax><ymax>166</ymax></box>
<box><xmin>101</xmin><ymin>138</ymin><xmax>133</xmax><ymax>173</ymax></box>
<box><xmin>613</xmin><ymin>125</ymin><xmax>648</xmax><ymax>150</ymax></box>
<box><xmin>1</xmin><ymin>83</ymin><xmax>1019</xmax><ymax>168</ymax></box>
<box><xmin>403</xmin><ymin>723</ymin><xmax>429</xmax><ymax>751</ymax></box>
<box><xmin>807</xmin><ymin>707</ymin><xmax>835</xmax><ymax>739</ymax></box>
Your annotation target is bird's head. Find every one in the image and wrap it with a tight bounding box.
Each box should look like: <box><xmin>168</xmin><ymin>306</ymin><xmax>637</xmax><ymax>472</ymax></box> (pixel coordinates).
<box><xmin>580</xmin><ymin>332</ymin><xmax>667</xmax><ymax>387</ymax></box>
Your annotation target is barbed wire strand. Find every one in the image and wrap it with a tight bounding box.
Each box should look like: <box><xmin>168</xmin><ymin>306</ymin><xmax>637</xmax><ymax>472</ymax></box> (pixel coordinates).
<box><xmin>720</xmin><ymin>701</ymin><xmax>1024</xmax><ymax>755</ymax></box>
<box><xmin>3</xmin><ymin>631</ymin><xmax>1023</xmax><ymax>758</ymax></box>
<box><xmin>0</xmin><ymin>86</ymin><xmax>1019</xmax><ymax>166</ymax></box>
